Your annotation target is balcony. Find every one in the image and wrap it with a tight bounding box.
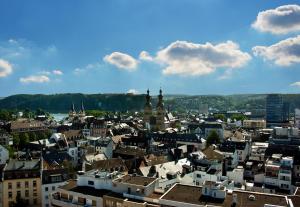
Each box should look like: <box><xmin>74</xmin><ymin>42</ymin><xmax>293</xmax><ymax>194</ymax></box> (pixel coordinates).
<box><xmin>51</xmin><ymin>193</ymin><xmax>96</xmax><ymax>207</ymax></box>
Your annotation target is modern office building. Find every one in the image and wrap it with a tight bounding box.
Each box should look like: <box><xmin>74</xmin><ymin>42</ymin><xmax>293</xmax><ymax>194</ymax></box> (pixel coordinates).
<box><xmin>266</xmin><ymin>94</ymin><xmax>289</xmax><ymax>126</ymax></box>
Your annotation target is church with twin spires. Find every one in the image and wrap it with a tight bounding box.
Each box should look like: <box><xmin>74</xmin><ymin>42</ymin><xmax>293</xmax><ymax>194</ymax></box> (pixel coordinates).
<box><xmin>144</xmin><ymin>89</ymin><xmax>165</xmax><ymax>131</ymax></box>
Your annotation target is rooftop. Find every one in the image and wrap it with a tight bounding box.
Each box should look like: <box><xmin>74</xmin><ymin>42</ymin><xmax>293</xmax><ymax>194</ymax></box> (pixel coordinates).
<box><xmin>59</xmin><ymin>180</ymin><xmax>111</xmax><ymax>197</ymax></box>
<box><xmin>160</xmin><ymin>184</ymin><xmax>288</xmax><ymax>207</ymax></box>
<box><xmin>114</xmin><ymin>174</ymin><xmax>157</xmax><ymax>186</ymax></box>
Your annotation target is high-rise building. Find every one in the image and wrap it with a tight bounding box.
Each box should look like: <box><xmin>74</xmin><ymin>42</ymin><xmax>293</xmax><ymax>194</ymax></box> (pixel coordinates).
<box><xmin>266</xmin><ymin>94</ymin><xmax>289</xmax><ymax>126</ymax></box>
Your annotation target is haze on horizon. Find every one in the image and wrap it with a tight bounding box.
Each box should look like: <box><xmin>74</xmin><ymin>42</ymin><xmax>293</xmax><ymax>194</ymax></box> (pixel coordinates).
<box><xmin>1</xmin><ymin>0</ymin><xmax>300</xmax><ymax>96</ymax></box>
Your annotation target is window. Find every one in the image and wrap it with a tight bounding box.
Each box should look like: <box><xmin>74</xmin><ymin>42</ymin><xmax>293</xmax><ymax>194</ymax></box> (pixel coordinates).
<box><xmin>33</xmin><ymin>180</ymin><xmax>37</xmax><ymax>187</ymax></box>
<box><xmin>88</xmin><ymin>180</ymin><xmax>94</xmax><ymax>185</ymax></box>
<box><xmin>45</xmin><ymin>195</ymin><xmax>48</xmax><ymax>199</ymax></box>
<box><xmin>33</xmin><ymin>192</ymin><xmax>37</xmax><ymax>197</ymax></box>
<box><xmin>25</xmin><ymin>181</ymin><xmax>29</xmax><ymax>188</ymax></box>
<box><xmin>25</xmin><ymin>190</ymin><xmax>29</xmax><ymax>197</ymax></box>
<box><xmin>8</xmin><ymin>182</ymin><xmax>12</xmax><ymax>189</ymax></box>
<box><xmin>17</xmin><ymin>182</ymin><xmax>21</xmax><ymax>188</ymax></box>
<box><xmin>45</xmin><ymin>187</ymin><xmax>48</xmax><ymax>191</ymax></box>
<box><xmin>17</xmin><ymin>191</ymin><xmax>21</xmax><ymax>197</ymax></box>
<box><xmin>8</xmin><ymin>192</ymin><xmax>12</xmax><ymax>199</ymax></box>
<box><xmin>33</xmin><ymin>199</ymin><xmax>37</xmax><ymax>205</ymax></box>
<box><xmin>196</xmin><ymin>174</ymin><xmax>201</xmax><ymax>178</ymax></box>
<box><xmin>52</xmin><ymin>186</ymin><xmax>55</xmax><ymax>191</ymax></box>
<box><xmin>51</xmin><ymin>175</ymin><xmax>62</xmax><ymax>183</ymax></box>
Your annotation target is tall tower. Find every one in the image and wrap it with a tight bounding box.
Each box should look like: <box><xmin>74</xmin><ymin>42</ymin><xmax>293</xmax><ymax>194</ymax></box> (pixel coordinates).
<box><xmin>79</xmin><ymin>101</ymin><xmax>86</xmax><ymax>117</ymax></box>
<box><xmin>156</xmin><ymin>88</ymin><xmax>165</xmax><ymax>131</ymax></box>
<box><xmin>144</xmin><ymin>89</ymin><xmax>152</xmax><ymax>127</ymax></box>
<box><xmin>69</xmin><ymin>102</ymin><xmax>76</xmax><ymax>118</ymax></box>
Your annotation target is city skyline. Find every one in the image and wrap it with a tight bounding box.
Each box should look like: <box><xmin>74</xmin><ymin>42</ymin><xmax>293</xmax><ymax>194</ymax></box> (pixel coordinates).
<box><xmin>1</xmin><ymin>0</ymin><xmax>300</xmax><ymax>96</ymax></box>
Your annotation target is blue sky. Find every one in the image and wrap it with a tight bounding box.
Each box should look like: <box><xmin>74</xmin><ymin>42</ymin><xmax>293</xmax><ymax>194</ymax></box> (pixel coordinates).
<box><xmin>1</xmin><ymin>0</ymin><xmax>300</xmax><ymax>96</ymax></box>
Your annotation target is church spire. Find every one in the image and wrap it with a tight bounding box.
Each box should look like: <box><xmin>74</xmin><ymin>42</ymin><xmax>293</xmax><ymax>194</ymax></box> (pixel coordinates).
<box><xmin>145</xmin><ymin>89</ymin><xmax>151</xmax><ymax>107</ymax></box>
<box><xmin>71</xmin><ymin>102</ymin><xmax>75</xmax><ymax>112</ymax></box>
<box><xmin>157</xmin><ymin>88</ymin><xmax>164</xmax><ymax>108</ymax></box>
<box><xmin>81</xmin><ymin>101</ymin><xmax>85</xmax><ymax>112</ymax></box>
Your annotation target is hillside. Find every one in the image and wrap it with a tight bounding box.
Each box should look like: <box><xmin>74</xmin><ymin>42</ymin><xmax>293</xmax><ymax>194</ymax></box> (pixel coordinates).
<box><xmin>0</xmin><ymin>93</ymin><xmax>300</xmax><ymax>113</ymax></box>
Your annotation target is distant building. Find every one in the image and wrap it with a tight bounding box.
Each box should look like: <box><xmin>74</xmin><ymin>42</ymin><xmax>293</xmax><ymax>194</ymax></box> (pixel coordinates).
<box><xmin>90</xmin><ymin>119</ymin><xmax>107</xmax><ymax>137</ymax></box>
<box><xmin>0</xmin><ymin>131</ymin><xmax>12</xmax><ymax>146</ymax></box>
<box><xmin>243</xmin><ymin>119</ymin><xmax>266</xmax><ymax>129</ymax></box>
<box><xmin>143</xmin><ymin>89</ymin><xmax>165</xmax><ymax>131</ymax></box>
<box><xmin>295</xmin><ymin>108</ymin><xmax>300</xmax><ymax>128</ymax></box>
<box><xmin>266</xmin><ymin>94</ymin><xmax>290</xmax><ymax>126</ymax></box>
<box><xmin>9</xmin><ymin>120</ymin><xmax>47</xmax><ymax>134</ymax></box>
<box><xmin>199</xmin><ymin>104</ymin><xmax>209</xmax><ymax>115</ymax></box>
<box><xmin>68</xmin><ymin>101</ymin><xmax>85</xmax><ymax>119</ymax></box>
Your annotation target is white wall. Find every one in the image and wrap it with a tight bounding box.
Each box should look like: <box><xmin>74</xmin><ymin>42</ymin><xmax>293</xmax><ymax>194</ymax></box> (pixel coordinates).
<box><xmin>0</xmin><ymin>145</ymin><xmax>9</xmax><ymax>164</ymax></box>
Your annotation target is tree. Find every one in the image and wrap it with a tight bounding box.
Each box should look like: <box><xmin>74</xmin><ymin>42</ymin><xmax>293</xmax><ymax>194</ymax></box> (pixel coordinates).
<box><xmin>214</xmin><ymin>114</ymin><xmax>226</xmax><ymax>121</ymax></box>
<box><xmin>28</xmin><ymin>132</ymin><xmax>37</xmax><ymax>142</ymax></box>
<box><xmin>6</xmin><ymin>146</ymin><xmax>15</xmax><ymax>158</ymax></box>
<box><xmin>231</xmin><ymin>114</ymin><xmax>246</xmax><ymax>121</ymax></box>
<box><xmin>12</xmin><ymin>133</ymin><xmax>20</xmax><ymax>146</ymax></box>
<box><xmin>206</xmin><ymin>130</ymin><xmax>220</xmax><ymax>147</ymax></box>
<box><xmin>0</xmin><ymin>109</ymin><xmax>11</xmax><ymax>121</ymax></box>
<box><xmin>19</xmin><ymin>133</ymin><xmax>30</xmax><ymax>146</ymax></box>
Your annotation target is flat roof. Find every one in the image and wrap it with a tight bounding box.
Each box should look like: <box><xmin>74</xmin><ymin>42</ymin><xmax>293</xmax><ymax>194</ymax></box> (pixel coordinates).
<box><xmin>59</xmin><ymin>180</ymin><xmax>111</xmax><ymax>197</ymax></box>
<box><xmin>114</xmin><ymin>174</ymin><xmax>156</xmax><ymax>186</ymax></box>
<box><xmin>160</xmin><ymin>184</ymin><xmax>288</xmax><ymax>207</ymax></box>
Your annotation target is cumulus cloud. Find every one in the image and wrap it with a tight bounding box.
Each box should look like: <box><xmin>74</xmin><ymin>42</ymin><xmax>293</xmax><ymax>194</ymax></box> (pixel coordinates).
<box><xmin>139</xmin><ymin>51</ymin><xmax>153</xmax><ymax>61</ymax></box>
<box><xmin>103</xmin><ymin>52</ymin><xmax>138</xmax><ymax>71</ymax></box>
<box><xmin>52</xmin><ymin>69</ymin><xmax>63</xmax><ymax>75</ymax></box>
<box><xmin>127</xmin><ymin>89</ymin><xmax>139</xmax><ymax>94</ymax></box>
<box><xmin>252</xmin><ymin>4</ymin><xmax>300</xmax><ymax>34</ymax></box>
<box><xmin>20</xmin><ymin>75</ymin><xmax>50</xmax><ymax>83</ymax></box>
<box><xmin>253</xmin><ymin>35</ymin><xmax>300</xmax><ymax>66</ymax></box>
<box><xmin>154</xmin><ymin>40</ymin><xmax>251</xmax><ymax>76</ymax></box>
<box><xmin>0</xmin><ymin>59</ymin><xmax>13</xmax><ymax>77</ymax></box>
<box><xmin>290</xmin><ymin>81</ymin><xmax>300</xmax><ymax>87</ymax></box>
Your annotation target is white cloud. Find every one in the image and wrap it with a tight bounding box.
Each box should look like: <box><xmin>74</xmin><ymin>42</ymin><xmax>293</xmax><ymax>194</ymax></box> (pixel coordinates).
<box><xmin>154</xmin><ymin>40</ymin><xmax>251</xmax><ymax>76</ymax></box>
<box><xmin>39</xmin><ymin>71</ymin><xmax>51</xmax><ymax>75</ymax></box>
<box><xmin>73</xmin><ymin>68</ymin><xmax>85</xmax><ymax>75</ymax></box>
<box><xmin>52</xmin><ymin>69</ymin><xmax>63</xmax><ymax>75</ymax></box>
<box><xmin>218</xmin><ymin>69</ymin><xmax>233</xmax><ymax>80</ymax></box>
<box><xmin>139</xmin><ymin>51</ymin><xmax>153</xmax><ymax>61</ymax></box>
<box><xmin>0</xmin><ymin>59</ymin><xmax>13</xmax><ymax>77</ymax></box>
<box><xmin>103</xmin><ymin>52</ymin><xmax>138</xmax><ymax>71</ymax></box>
<box><xmin>252</xmin><ymin>4</ymin><xmax>300</xmax><ymax>34</ymax></box>
<box><xmin>127</xmin><ymin>89</ymin><xmax>139</xmax><ymax>94</ymax></box>
<box><xmin>252</xmin><ymin>35</ymin><xmax>300</xmax><ymax>66</ymax></box>
<box><xmin>20</xmin><ymin>75</ymin><xmax>50</xmax><ymax>84</ymax></box>
<box><xmin>290</xmin><ymin>81</ymin><xmax>300</xmax><ymax>87</ymax></box>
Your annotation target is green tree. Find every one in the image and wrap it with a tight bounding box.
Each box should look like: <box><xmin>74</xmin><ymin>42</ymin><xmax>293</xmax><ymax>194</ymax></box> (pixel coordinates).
<box><xmin>231</xmin><ymin>114</ymin><xmax>246</xmax><ymax>121</ymax></box>
<box><xmin>214</xmin><ymin>114</ymin><xmax>226</xmax><ymax>121</ymax></box>
<box><xmin>0</xmin><ymin>109</ymin><xmax>11</xmax><ymax>121</ymax></box>
<box><xmin>206</xmin><ymin>130</ymin><xmax>220</xmax><ymax>147</ymax></box>
<box><xmin>6</xmin><ymin>146</ymin><xmax>15</xmax><ymax>158</ymax></box>
<box><xmin>19</xmin><ymin>133</ymin><xmax>30</xmax><ymax>146</ymax></box>
<box><xmin>12</xmin><ymin>133</ymin><xmax>20</xmax><ymax>146</ymax></box>
<box><xmin>28</xmin><ymin>132</ymin><xmax>37</xmax><ymax>142</ymax></box>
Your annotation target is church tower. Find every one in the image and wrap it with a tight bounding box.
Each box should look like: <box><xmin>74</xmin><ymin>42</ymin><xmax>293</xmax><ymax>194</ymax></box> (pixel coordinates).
<box><xmin>156</xmin><ymin>88</ymin><xmax>165</xmax><ymax>131</ymax></box>
<box><xmin>79</xmin><ymin>101</ymin><xmax>86</xmax><ymax>117</ymax></box>
<box><xmin>69</xmin><ymin>102</ymin><xmax>76</xmax><ymax>118</ymax></box>
<box><xmin>143</xmin><ymin>89</ymin><xmax>152</xmax><ymax>128</ymax></box>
